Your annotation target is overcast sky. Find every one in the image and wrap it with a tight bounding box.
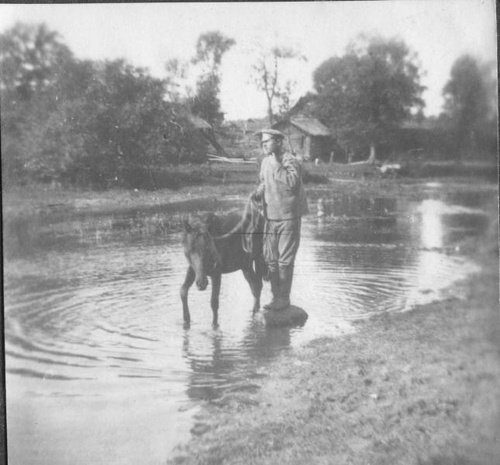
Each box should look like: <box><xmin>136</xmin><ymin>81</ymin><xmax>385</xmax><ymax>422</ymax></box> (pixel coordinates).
<box><xmin>0</xmin><ymin>1</ymin><xmax>496</xmax><ymax>120</ymax></box>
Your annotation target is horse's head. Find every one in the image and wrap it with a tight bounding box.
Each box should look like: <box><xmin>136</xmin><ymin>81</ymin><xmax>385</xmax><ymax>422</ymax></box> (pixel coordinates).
<box><xmin>182</xmin><ymin>218</ymin><xmax>220</xmax><ymax>291</ymax></box>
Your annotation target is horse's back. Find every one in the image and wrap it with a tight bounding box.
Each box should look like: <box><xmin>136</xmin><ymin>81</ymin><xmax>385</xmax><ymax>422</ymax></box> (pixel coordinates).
<box><xmin>210</xmin><ymin>209</ymin><xmax>263</xmax><ymax>272</ymax></box>
<box><xmin>205</xmin><ymin>210</ymin><xmax>243</xmax><ymax>236</ymax></box>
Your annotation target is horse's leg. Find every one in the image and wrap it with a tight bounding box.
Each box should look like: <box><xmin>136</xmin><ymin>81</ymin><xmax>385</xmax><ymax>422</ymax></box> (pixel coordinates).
<box><xmin>255</xmin><ymin>255</ymin><xmax>268</xmax><ymax>281</ymax></box>
<box><xmin>242</xmin><ymin>264</ymin><xmax>262</xmax><ymax>313</ymax></box>
<box><xmin>210</xmin><ymin>273</ymin><xmax>221</xmax><ymax>328</ymax></box>
<box><xmin>180</xmin><ymin>267</ymin><xmax>195</xmax><ymax>326</ymax></box>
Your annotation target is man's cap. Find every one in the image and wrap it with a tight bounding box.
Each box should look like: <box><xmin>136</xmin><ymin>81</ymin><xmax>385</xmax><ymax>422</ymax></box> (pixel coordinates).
<box><xmin>255</xmin><ymin>128</ymin><xmax>285</xmax><ymax>140</ymax></box>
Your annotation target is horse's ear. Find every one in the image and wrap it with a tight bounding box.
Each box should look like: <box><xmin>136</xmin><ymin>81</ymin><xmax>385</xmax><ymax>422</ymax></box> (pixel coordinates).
<box><xmin>183</xmin><ymin>218</ymin><xmax>193</xmax><ymax>233</ymax></box>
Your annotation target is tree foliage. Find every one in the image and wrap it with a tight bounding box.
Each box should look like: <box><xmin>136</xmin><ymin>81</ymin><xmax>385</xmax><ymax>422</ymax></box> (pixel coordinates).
<box><xmin>0</xmin><ymin>22</ymin><xmax>73</xmax><ymax>100</ymax></box>
<box><xmin>1</xmin><ymin>23</ymin><xmax>206</xmax><ymax>189</ymax></box>
<box><xmin>441</xmin><ymin>54</ymin><xmax>497</xmax><ymax>159</ymax></box>
<box><xmin>191</xmin><ymin>31</ymin><xmax>235</xmax><ymax>127</ymax></box>
<box><xmin>251</xmin><ymin>45</ymin><xmax>306</xmax><ymax>126</ymax></box>
<box><xmin>164</xmin><ymin>57</ymin><xmax>191</xmax><ymax>102</ymax></box>
<box><xmin>311</xmin><ymin>35</ymin><xmax>425</xmax><ymax>156</ymax></box>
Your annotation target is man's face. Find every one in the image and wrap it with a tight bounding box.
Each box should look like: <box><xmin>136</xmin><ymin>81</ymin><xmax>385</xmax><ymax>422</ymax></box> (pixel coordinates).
<box><xmin>261</xmin><ymin>135</ymin><xmax>280</xmax><ymax>156</ymax></box>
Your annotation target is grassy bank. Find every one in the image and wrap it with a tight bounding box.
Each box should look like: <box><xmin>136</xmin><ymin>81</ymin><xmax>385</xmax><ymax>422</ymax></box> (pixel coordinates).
<box><xmin>168</xmin><ymin>212</ymin><xmax>499</xmax><ymax>465</ymax></box>
<box><xmin>3</xmin><ymin>168</ymin><xmax>496</xmax><ymax>260</ymax></box>
<box><xmin>3</xmin><ymin>162</ymin><xmax>496</xmax><ymax>222</ymax></box>
<box><xmin>1</xmin><ymin>163</ymin><xmax>258</xmax><ymax>220</ymax></box>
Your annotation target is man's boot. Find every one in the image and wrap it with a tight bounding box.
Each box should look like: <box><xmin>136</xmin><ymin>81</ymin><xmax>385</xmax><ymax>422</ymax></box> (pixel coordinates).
<box><xmin>278</xmin><ymin>265</ymin><xmax>294</xmax><ymax>309</ymax></box>
<box><xmin>263</xmin><ymin>267</ymin><xmax>280</xmax><ymax>310</ymax></box>
<box><xmin>265</xmin><ymin>265</ymin><xmax>292</xmax><ymax>311</ymax></box>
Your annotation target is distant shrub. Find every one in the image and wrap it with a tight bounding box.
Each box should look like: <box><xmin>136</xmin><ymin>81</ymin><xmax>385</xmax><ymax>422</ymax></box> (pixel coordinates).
<box><xmin>1</xmin><ymin>43</ymin><xmax>208</xmax><ymax>189</ymax></box>
<box><xmin>116</xmin><ymin>165</ymin><xmax>209</xmax><ymax>190</ymax></box>
<box><xmin>303</xmin><ymin>168</ymin><xmax>329</xmax><ymax>184</ymax></box>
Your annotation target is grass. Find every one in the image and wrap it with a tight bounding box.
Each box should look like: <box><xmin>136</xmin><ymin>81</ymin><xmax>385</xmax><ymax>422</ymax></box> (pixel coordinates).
<box><xmin>167</xmin><ymin>205</ymin><xmax>499</xmax><ymax>465</ymax></box>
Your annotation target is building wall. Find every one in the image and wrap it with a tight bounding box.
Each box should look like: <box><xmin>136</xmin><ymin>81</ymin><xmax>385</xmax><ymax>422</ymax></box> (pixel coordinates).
<box><xmin>275</xmin><ymin>125</ymin><xmax>307</xmax><ymax>158</ymax></box>
<box><xmin>275</xmin><ymin>122</ymin><xmax>335</xmax><ymax>161</ymax></box>
<box><xmin>310</xmin><ymin>136</ymin><xmax>334</xmax><ymax>161</ymax></box>
<box><xmin>310</xmin><ymin>138</ymin><xmax>323</xmax><ymax>160</ymax></box>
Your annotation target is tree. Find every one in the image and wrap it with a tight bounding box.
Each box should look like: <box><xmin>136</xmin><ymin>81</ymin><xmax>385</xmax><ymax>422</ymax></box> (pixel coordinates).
<box><xmin>441</xmin><ymin>55</ymin><xmax>496</xmax><ymax>160</ymax></box>
<box><xmin>251</xmin><ymin>45</ymin><xmax>306</xmax><ymax>126</ymax></box>
<box><xmin>41</xmin><ymin>59</ymin><xmax>205</xmax><ymax>186</ymax></box>
<box><xmin>0</xmin><ymin>22</ymin><xmax>76</xmax><ymax>184</ymax></box>
<box><xmin>2</xmin><ymin>37</ymin><xmax>205</xmax><ymax>186</ymax></box>
<box><xmin>164</xmin><ymin>58</ymin><xmax>192</xmax><ymax>102</ymax></box>
<box><xmin>0</xmin><ymin>22</ymin><xmax>73</xmax><ymax>100</ymax></box>
<box><xmin>311</xmin><ymin>35</ymin><xmax>425</xmax><ymax>159</ymax></box>
<box><xmin>191</xmin><ymin>31</ymin><xmax>235</xmax><ymax>127</ymax></box>
<box><xmin>1</xmin><ymin>22</ymin><xmax>207</xmax><ymax>189</ymax></box>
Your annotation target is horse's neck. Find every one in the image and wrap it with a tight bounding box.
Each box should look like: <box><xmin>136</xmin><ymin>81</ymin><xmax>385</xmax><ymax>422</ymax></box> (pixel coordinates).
<box><xmin>211</xmin><ymin>202</ymin><xmax>262</xmax><ymax>241</ymax></box>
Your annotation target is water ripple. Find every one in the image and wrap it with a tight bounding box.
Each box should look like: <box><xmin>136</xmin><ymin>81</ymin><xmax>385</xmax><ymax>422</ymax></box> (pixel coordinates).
<box><xmin>3</xmin><ymin>189</ymin><xmax>493</xmax><ymax>465</ymax></box>
<box><xmin>3</xmin><ymin>196</ymin><xmax>489</xmax><ymax>385</ymax></box>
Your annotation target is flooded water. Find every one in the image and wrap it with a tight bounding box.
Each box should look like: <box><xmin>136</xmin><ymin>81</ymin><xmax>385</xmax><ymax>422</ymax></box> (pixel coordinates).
<box><xmin>3</xmin><ymin>184</ymin><xmax>494</xmax><ymax>465</ymax></box>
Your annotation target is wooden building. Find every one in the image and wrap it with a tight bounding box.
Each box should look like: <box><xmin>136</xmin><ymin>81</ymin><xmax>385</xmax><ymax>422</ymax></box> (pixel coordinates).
<box><xmin>272</xmin><ymin>117</ymin><xmax>333</xmax><ymax>161</ymax></box>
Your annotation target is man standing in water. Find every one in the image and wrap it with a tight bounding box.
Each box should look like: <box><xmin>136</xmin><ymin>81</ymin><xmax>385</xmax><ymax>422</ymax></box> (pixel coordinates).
<box><xmin>252</xmin><ymin>129</ymin><xmax>308</xmax><ymax>310</ymax></box>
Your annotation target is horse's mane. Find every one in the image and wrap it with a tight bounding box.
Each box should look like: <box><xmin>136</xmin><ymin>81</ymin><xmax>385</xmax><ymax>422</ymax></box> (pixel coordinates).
<box><xmin>187</xmin><ymin>198</ymin><xmax>263</xmax><ymax>256</ymax></box>
<box><xmin>240</xmin><ymin>200</ymin><xmax>264</xmax><ymax>255</ymax></box>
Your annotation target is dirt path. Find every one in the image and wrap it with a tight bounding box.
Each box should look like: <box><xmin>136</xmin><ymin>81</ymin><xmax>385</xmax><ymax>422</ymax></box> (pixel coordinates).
<box><xmin>167</xmin><ymin>206</ymin><xmax>499</xmax><ymax>465</ymax></box>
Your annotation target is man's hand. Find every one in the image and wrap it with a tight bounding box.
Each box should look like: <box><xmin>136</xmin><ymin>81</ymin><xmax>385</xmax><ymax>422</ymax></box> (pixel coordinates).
<box><xmin>251</xmin><ymin>183</ymin><xmax>264</xmax><ymax>203</ymax></box>
<box><xmin>275</xmin><ymin>153</ymin><xmax>300</xmax><ymax>190</ymax></box>
<box><xmin>272</xmin><ymin>152</ymin><xmax>283</xmax><ymax>164</ymax></box>
<box><xmin>250</xmin><ymin>191</ymin><xmax>261</xmax><ymax>203</ymax></box>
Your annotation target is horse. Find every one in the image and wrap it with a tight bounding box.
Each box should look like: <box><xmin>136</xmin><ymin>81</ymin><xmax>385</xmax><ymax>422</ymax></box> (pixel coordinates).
<box><xmin>180</xmin><ymin>199</ymin><xmax>267</xmax><ymax>327</ymax></box>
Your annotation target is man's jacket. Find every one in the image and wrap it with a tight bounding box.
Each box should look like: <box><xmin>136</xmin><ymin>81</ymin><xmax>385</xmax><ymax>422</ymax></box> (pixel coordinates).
<box><xmin>256</xmin><ymin>152</ymin><xmax>309</xmax><ymax>220</ymax></box>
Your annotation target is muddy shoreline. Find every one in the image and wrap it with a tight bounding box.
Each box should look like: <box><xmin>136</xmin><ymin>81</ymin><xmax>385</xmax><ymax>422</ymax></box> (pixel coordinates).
<box><xmin>167</xmin><ymin>221</ymin><xmax>499</xmax><ymax>465</ymax></box>
<box><xmin>157</xmin><ymin>176</ymin><xmax>496</xmax><ymax>465</ymax></box>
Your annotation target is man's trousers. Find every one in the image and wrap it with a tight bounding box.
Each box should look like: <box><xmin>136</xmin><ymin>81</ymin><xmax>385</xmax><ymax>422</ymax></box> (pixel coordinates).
<box><xmin>263</xmin><ymin>218</ymin><xmax>301</xmax><ymax>270</ymax></box>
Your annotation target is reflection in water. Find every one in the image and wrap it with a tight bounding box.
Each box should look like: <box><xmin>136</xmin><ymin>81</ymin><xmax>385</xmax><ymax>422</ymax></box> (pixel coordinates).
<box><xmin>419</xmin><ymin>200</ymin><xmax>445</xmax><ymax>249</ymax></box>
<box><xmin>182</xmin><ymin>313</ymin><xmax>295</xmax><ymax>401</ymax></box>
<box><xmin>402</xmin><ymin>197</ymin><xmax>487</xmax><ymax>309</ymax></box>
<box><xmin>315</xmin><ymin>196</ymin><xmax>400</xmax><ymax>245</ymax></box>
<box><xmin>416</xmin><ymin>198</ymin><xmax>490</xmax><ymax>249</ymax></box>
<box><xmin>3</xmin><ymin>189</ymin><xmax>491</xmax><ymax>465</ymax></box>
<box><xmin>183</xmin><ymin>329</ymin><xmax>232</xmax><ymax>400</ymax></box>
